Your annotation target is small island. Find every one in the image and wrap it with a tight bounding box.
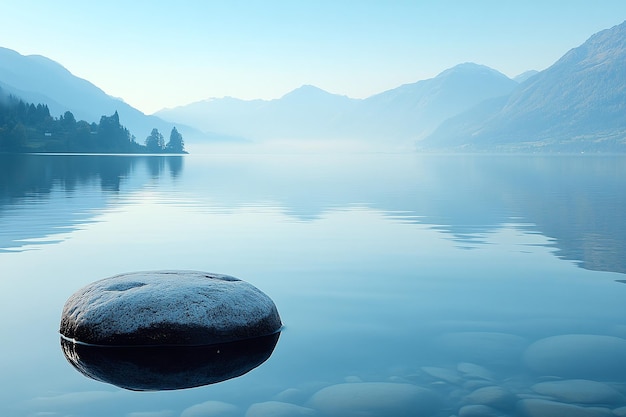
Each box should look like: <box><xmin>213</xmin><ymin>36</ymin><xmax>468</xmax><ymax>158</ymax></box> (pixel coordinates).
<box><xmin>0</xmin><ymin>92</ymin><xmax>186</xmax><ymax>154</ymax></box>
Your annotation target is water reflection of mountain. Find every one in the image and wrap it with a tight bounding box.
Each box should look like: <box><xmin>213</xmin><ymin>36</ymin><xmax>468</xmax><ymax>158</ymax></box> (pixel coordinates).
<box><xmin>0</xmin><ymin>154</ymin><xmax>183</xmax><ymax>252</ymax></box>
<box><xmin>183</xmin><ymin>154</ymin><xmax>626</xmax><ymax>275</ymax></box>
<box><xmin>1</xmin><ymin>153</ymin><xmax>624</xmax><ymax>275</ymax></box>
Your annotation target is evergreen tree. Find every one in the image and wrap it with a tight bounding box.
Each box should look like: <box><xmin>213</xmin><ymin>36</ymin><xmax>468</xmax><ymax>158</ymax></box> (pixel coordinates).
<box><xmin>145</xmin><ymin>128</ymin><xmax>165</xmax><ymax>152</ymax></box>
<box><xmin>165</xmin><ymin>127</ymin><xmax>185</xmax><ymax>153</ymax></box>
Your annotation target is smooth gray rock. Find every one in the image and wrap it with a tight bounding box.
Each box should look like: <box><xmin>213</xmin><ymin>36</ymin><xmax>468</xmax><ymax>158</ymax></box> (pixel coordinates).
<box><xmin>523</xmin><ymin>334</ymin><xmax>626</xmax><ymax>379</ymax></box>
<box><xmin>518</xmin><ymin>398</ymin><xmax>614</xmax><ymax>417</ymax></box>
<box><xmin>464</xmin><ymin>386</ymin><xmax>516</xmax><ymax>410</ymax></box>
<box><xmin>181</xmin><ymin>400</ymin><xmax>240</xmax><ymax>417</ymax></box>
<box><xmin>614</xmin><ymin>406</ymin><xmax>626</xmax><ymax>417</ymax></box>
<box><xmin>307</xmin><ymin>382</ymin><xmax>441</xmax><ymax>417</ymax></box>
<box><xmin>421</xmin><ymin>366</ymin><xmax>464</xmax><ymax>385</ymax></box>
<box><xmin>60</xmin><ymin>270</ymin><xmax>282</xmax><ymax>346</ymax></box>
<box><xmin>458</xmin><ymin>404</ymin><xmax>501</xmax><ymax>417</ymax></box>
<box><xmin>531</xmin><ymin>379</ymin><xmax>624</xmax><ymax>404</ymax></box>
<box><xmin>457</xmin><ymin>362</ymin><xmax>496</xmax><ymax>381</ymax></box>
<box><xmin>245</xmin><ymin>401</ymin><xmax>317</xmax><ymax>417</ymax></box>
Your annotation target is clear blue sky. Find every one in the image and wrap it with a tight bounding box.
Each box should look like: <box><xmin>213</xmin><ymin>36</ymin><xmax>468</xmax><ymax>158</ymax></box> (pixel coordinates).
<box><xmin>1</xmin><ymin>1</ymin><xmax>625</xmax><ymax>114</ymax></box>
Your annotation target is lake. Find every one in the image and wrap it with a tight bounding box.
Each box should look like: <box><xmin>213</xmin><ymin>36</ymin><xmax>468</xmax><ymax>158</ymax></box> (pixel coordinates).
<box><xmin>1</xmin><ymin>152</ymin><xmax>625</xmax><ymax>417</ymax></box>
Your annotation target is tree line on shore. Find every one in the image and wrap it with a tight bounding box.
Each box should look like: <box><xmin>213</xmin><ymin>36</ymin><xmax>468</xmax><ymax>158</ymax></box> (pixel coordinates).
<box><xmin>0</xmin><ymin>91</ymin><xmax>185</xmax><ymax>153</ymax></box>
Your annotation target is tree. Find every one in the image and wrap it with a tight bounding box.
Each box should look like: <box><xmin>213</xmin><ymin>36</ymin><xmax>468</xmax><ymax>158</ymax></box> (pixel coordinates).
<box><xmin>165</xmin><ymin>127</ymin><xmax>185</xmax><ymax>153</ymax></box>
<box><xmin>98</xmin><ymin>111</ymin><xmax>132</xmax><ymax>151</ymax></box>
<box><xmin>145</xmin><ymin>128</ymin><xmax>165</xmax><ymax>152</ymax></box>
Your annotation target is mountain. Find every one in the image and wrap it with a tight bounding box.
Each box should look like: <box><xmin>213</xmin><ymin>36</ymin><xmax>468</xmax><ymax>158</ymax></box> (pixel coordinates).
<box><xmin>513</xmin><ymin>70</ymin><xmax>539</xmax><ymax>83</ymax></box>
<box><xmin>355</xmin><ymin>63</ymin><xmax>517</xmax><ymax>141</ymax></box>
<box><xmin>157</xmin><ymin>85</ymin><xmax>361</xmax><ymax>142</ymax></box>
<box><xmin>0</xmin><ymin>47</ymin><xmax>203</xmax><ymax>142</ymax></box>
<box><xmin>156</xmin><ymin>63</ymin><xmax>517</xmax><ymax>145</ymax></box>
<box><xmin>422</xmin><ymin>21</ymin><xmax>626</xmax><ymax>152</ymax></box>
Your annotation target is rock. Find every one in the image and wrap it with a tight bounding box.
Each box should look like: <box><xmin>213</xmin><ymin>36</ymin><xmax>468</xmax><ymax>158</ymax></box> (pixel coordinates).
<box><xmin>531</xmin><ymin>379</ymin><xmax>624</xmax><ymax>404</ymax></box>
<box><xmin>457</xmin><ymin>363</ymin><xmax>496</xmax><ymax>381</ymax></box>
<box><xmin>464</xmin><ymin>386</ymin><xmax>516</xmax><ymax>410</ymax></box>
<box><xmin>181</xmin><ymin>400</ymin><xmax>240</xmax><ymax>417</ymax></box>
<box><xmin>523</xmin><ymin>334</ymin><xmax>626</xmax><ymax>379</ymax></box>
<box><xmin>60</xmin><ymin>270</ymin><xmax>282</xmax><ymax>346</ymax></box>
<box><xmin>421</xmin><ymin>366</ymin><xmax>464</xmax><ymax>385</ymax></box>
<box><xmin>517</xmin><ymin>399</ymin><xmax>615</xmax><ymax>417</ymax></box>
<box><xmin>458</xmin><ymin>404</ymin><xmax>501</xmax><ymax>417</ymax></box>
<box><xmin>273</xmin><ymin>388</ymin><xmax>309</xmax><ymax>404</ymax></box>
<box><xmin>245</xmin><ymin>401</ymin><xmax>317</xmax><ymax>417</ymax></box>
<box><xmin>614</xmin><ymin>406</ymin><xmax>626</xmax><ymax>417</ymax></box>
<box><xmin>307</xmin><ymin>382</ymin><xmax>441</xmax><ymax>417</ymax></box>
<box><xmin>463</xmin><ymin>379</ymin><xmax>495</xmax><ymax>391</ymax></box>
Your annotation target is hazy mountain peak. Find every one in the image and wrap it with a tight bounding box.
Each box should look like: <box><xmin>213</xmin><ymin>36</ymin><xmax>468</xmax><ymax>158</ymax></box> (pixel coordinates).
<box><xmin>513</xmin><ymin>70</ymin><xmax>539</xmax><ymax>83</ymax></box>
<box><xmin>280</xmin><ymin>84</ymin><xmax>335</xmax><ymax>100</ymax></box>
<box><xmin>423</xmin><ymin>19</ymin><xmax>626</xmax><ymax>152</ymax></box>
<box><xmin>439</xmin><ymin>62</ymin><xmax>498</xmax><ymax>74</ymax></box>
<box><xmin>435</xmin><ymin>62</ymin><xmax>513</xmax><ymax>84</ymax></box>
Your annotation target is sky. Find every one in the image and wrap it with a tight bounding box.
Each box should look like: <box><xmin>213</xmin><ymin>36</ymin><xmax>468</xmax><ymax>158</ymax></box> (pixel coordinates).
<box><xmin>1</xmin><ymin>1</ymin><xmax>626</xmax><ymax>114</ymax></box>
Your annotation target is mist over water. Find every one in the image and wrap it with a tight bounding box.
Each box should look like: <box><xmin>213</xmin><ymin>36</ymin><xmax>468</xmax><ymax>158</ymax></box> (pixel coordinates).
<box><xmin>1</xmin><ymin>152</ymin><xmax>625</xmax><ymax>416</ymax></box>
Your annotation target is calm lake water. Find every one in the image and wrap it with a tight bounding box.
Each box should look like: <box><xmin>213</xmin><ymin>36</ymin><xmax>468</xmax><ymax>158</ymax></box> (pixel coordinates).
<box><xmin>1</xmin><ymin>152</ymin><xmax>625</xmax><ymax>417</ymax></box>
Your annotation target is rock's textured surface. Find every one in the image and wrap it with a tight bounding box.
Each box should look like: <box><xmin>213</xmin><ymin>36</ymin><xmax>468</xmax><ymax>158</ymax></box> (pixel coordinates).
<box><xmin>60</xmin><ymin>270</ymin><xmax>282</xmax><ymax>346</ymax></box>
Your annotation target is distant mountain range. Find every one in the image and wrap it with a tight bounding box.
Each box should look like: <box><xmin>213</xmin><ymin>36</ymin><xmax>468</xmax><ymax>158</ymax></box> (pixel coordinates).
<box><xmin>156</xmin><ymin>63</ymin><xmax>518</xmax><ymax>146</ymax></box>
<box><xmin>2</xmin><ymin>19</ymin><xmax>626</xmax><ymax>152</ymax></box>
<box><xmin>157</xmin><ymin>19</ymin><xmax>626</xmax><ymax>152</ymax></box>
<box><xmin>421</xmin><ymin>20</ymin><xmax>626</xmax><ymax>152</ymax></box>
<box><xmin>0</xmin><ymin>47</ymin><xmax>205</xmax><ymax>143</ymax></box>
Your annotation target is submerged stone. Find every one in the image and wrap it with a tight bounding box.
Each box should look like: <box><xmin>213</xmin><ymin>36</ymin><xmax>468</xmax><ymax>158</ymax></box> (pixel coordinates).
<box><xmin>531</xmin><ymin>379</ymin><xmax>624</xmax><ymax>405</ymax></box>
<box><xmin>517</xmin><ymin>398</ymin><xmax>615</xmax><ymax>417</ymax></box>
<box><xmin>523</xmin><ymin>334</ymin><xmax>626</xmax><ymax>380</ymax></box>
<box><xmin>245</xmin><ymin>401</ymin><xmax>317</xmax><ymax>417</ymax></box>
<box><xmin>463</xmin><ymin>386</ymin><xmax>517</xmax><ymax>410</ymax></box>
<box><xmin>60</xmin><ymin>270</ymin><xmax>282</xmax><ymax>346</ymax></box>
<box><xmin>307</xmin><ymin>382</ymin><xmax>441</xmax><ymax>417</ymax></box>
<box><xmin>458</xmin><ymin>404</ymin><xmax>501</xmax><ymax>417</ymax></box>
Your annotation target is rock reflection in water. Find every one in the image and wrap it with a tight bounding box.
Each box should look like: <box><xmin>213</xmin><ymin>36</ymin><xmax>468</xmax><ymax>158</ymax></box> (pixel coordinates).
<box><xmin>60</xmin><ymin>332</ymin><xmax>280</xmax><ymax>391</ymax></box>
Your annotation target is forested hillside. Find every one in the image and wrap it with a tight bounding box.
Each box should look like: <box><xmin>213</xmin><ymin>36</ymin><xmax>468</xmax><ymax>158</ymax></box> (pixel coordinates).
<box><xmin>0</xmin><ymin>90</ymin><xmax>185</xmax><ymax>153</ymax></box>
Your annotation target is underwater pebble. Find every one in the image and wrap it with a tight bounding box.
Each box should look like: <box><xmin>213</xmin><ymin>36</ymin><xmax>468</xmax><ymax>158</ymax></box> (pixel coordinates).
<box><xmin>245</xmin><ymin>401</ymin><xmax>317</xmax><ymax>417</ymax></box>
<box><xmin>180</xmin><ymin>400</ymin><xmax>240</xmax><ymax>417</ymax></box>
<box><xmin>457</xmin><ymin>362</ymin><xmax>496</xmax><ymax>381</ymax></box>
<box><xmin>458</xmin><ymin>404</ymin><xmax>502</xmax><ymax>417</ymax></box>
<box><xmin>523</xmin><ymin>334</ymin><xmax>626</xmax><ymax>379</ymax></box>
<box><xmin>463</xmin><ymin>379</ymin><xmax>496</xmax><ymax>391</ymax></box>
<box><xmin>613</xmin><ymin>406</ymin><xmax>626</xmax><ymax>417</ymax></box>
<box><xmin>517</xmin><ymin>398</ymin><xmax>615</xmax><ymax>417</ymax></box>
<box><xmin>273</xmin><ymin>388</ymin><xmax>309</xmax><ymax>404</ymax></box>
<box><xmin>531</xmin><ymin>379</ymin><xmax>624</xmax><ymax>404</ymax></box>
<box><xmin>307</xmin><ymin>382</ymin><xmax>441</xmax><ymax>417</ymax></box>
<box><xmin>463</xmin><ymin>386</ymin><xmax>516</xmax><ymax>410</ymax></box>
<box><xmin>421</xmin><ymin>366</ymin><xmax>464</xmax><ymax>385</ymax></box>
